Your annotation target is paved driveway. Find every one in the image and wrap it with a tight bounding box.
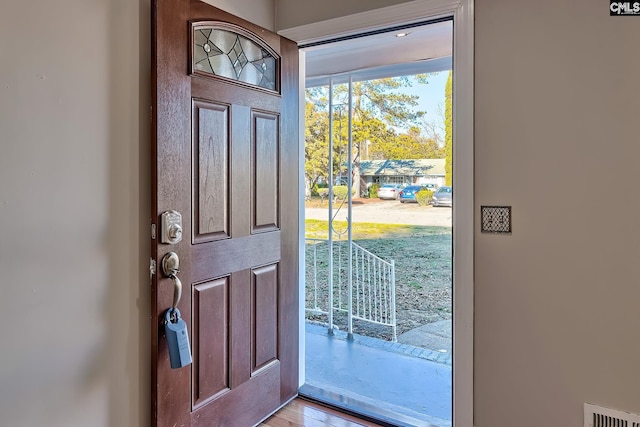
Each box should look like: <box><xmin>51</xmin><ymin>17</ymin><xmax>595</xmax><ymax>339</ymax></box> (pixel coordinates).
<box><xmin>305</xmin><ymin>200</ymin><xmax>452</xmax><ymax>227</ymax></box>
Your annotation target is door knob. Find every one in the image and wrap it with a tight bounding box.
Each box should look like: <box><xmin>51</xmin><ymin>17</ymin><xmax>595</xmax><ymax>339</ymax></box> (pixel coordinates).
<box><xmin>162</xmin><ymin>252</ymin><xmax>182</xmax><ymax>312</ymax></box>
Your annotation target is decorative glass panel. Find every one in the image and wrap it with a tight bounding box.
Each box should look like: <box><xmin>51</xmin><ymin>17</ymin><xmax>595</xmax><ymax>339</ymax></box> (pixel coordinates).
<box><xmin>193</xmin><ymin>28</ymin><xmax>277</xmax><ymax>91</ymax></box>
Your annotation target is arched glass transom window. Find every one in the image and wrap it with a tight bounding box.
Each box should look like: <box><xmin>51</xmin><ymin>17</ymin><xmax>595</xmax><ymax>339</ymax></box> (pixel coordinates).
<box><xmin>193</xmin><ymin>25</ymin><xmax>278</xmax><ymax>91</ymax></box>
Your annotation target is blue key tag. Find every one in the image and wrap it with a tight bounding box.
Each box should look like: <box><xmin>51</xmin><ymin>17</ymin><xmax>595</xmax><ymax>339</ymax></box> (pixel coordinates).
<box><xmin>164</xmin><ymin>308</ymin><xmax>192</xmax><ymax>369</ymax></box>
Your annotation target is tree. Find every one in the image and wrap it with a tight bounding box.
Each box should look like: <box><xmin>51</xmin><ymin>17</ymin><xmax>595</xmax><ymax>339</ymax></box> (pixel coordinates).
<box><xmin>420</xmin><ymin>101</ymin><xmax>445</xmax><ymax>148</ymax></box>
<box><xmin>304</xmin><ymin>88</ymin><xmax>331</xmax><ymax>195</ymax></box>
<box><xmin>444</xmin><ymin>71</ymin><xmax>453</xmax><ymax>186</ymax></box>
<box><xmin>332</xmin><ymin>78</ymin><xmax>426</xmax><ymax>195</ymax></box>
<box><xmin>305</xmin><ymin>75</ymin><xmax>446</xmax><ymax>196</ymax></box>
<box><xmin>371</xmin><ymin>126</ymin><xmax>443</xmax><ymax>160</ymax></box>
<box><xmin>304</xmin><ymin>87</ymin><xmax>351</xmax><ymax>195</ymax></box>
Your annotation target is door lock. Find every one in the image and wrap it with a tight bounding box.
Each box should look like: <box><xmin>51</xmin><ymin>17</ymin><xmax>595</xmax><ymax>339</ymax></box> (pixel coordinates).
<box><xmin>160</xmin><ymin>210</ymin><xmax>183</xmax><ymax>244</ymax></box>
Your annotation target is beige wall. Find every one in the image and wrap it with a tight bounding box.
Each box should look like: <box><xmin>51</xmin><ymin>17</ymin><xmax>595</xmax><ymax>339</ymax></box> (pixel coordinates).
<box><xmin>475</xmin><ymin>0</ymin><xmax>640</xmax><ymax>425</ymax></box>
<box><xmin>275</xmin><ymin>0</ymin><xmax>413</xmax><ymax>30</ymax></box>
<box><xmin>0</xmin><ymin>0</ymin><xmax>150</xmax><ymax>425</ymax></box>
<box><xmin>203</xmin><ymin>0</ymin><xmax>275</xmax><ymax>30</ymax></box>
<box><xmin>0</xmin><ymin>1</ymin><xmax>272</xmax><ymax>427</ymax></box>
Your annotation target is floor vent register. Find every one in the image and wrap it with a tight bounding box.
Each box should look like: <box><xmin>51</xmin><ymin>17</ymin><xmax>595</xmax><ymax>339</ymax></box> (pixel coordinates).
<box><xmin>585</xmin><ymin>403</ymin><xmax>640</xmax><ymax>427</ymax></box>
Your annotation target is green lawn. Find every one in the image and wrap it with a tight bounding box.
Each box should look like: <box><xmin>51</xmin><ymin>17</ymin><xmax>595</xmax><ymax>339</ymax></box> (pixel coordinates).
<box><xmin>304</xmin><ymin>219</ymin><xmax>452</xmax><ymax>339</ymax></box>
<box><xmin>305</xmin><ymin>218</ymin><xmax>447</xmax><ymax>240</ymax></box>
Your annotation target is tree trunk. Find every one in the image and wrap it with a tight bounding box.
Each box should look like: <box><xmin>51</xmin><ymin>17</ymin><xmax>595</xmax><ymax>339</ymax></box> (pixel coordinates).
<box><xmin>352</xmin><ymin>158</ymin><xmax>361</xmax><ymax>199</ymax></box>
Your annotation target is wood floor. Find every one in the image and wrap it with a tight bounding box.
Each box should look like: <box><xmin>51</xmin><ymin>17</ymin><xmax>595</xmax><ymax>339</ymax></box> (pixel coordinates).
<box><xmin>259</xmin><ymin>398</ymin><xmax>384</xmax><ymax>427</ymax></box>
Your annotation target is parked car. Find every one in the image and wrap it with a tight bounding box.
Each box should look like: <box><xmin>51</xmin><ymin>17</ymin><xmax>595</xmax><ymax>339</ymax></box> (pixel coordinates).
<box><xmin>423</xmin><ymin>183</ymin><xmax>438</xmax><ymax>192</ymax></box>
<box><xmin>431</xmin><ymin>185</ymin><xmax>452</xmax><ymax>207</ymax></box>
<box><xmin>399</xmin><ymin>185</ymin><xmax>426</xmax><ymax>203</ymax></box>
<box><xmin>334</xmin><ymin>176</ymin><xmax>349</xmax><ymax>186</ymax></box>
<box><xmin>377</xmin><ymin>183</ymin><xmax>403</xmax><ymax>200</ymax></box>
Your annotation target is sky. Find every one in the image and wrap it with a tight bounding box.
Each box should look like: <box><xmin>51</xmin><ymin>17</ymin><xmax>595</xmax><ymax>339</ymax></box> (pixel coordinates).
<box><xmin>403</xmin><ymin>70</ymin><xmax>450</xmax><ymax>141</ymax></box>
<box><xmin>412</xmin><ymin>71</ymin><xmax>449</xmax><ymax>122</ymax></box>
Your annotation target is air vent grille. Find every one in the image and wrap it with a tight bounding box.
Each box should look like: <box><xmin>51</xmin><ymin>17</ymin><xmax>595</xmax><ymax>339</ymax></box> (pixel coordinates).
<box><xmin>585</xmin><ymin>403</ymin><xmax>640</xmax><ymax>427</ymax></box>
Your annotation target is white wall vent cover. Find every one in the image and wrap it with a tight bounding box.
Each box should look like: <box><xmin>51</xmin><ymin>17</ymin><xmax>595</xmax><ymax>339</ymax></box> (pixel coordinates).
<box><xmin>585</xmin><ymin>403</ymin><xmax>640</xmax><ymax>427</ymax></box>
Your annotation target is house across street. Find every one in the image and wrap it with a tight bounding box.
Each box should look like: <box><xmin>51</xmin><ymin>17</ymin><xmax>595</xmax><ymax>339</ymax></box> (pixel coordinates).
<box><xmin>359</xmin><ymin>158</ymin><xmax>445</xmax><ymax>188</ymax></box>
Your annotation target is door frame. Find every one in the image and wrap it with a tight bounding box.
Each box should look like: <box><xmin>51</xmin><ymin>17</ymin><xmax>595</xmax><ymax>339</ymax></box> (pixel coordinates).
<box><xmin>279</xmin><ymin>0</ymin><xmax>474</xmax><ymax>425</ymax></box>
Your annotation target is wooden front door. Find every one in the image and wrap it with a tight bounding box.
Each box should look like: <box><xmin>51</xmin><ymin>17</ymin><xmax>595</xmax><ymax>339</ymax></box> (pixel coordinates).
<box><xmin>151</xmin><ymin>1</ymin><xmax>299</xmax><ymax>425</ymax></box>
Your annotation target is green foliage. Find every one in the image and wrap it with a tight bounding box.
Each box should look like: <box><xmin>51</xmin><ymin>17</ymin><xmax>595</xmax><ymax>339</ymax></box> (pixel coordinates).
<box><xmin>332</xmin><ymin>185</ymin><xmax>353</xmax><ymax>200</ymax></box>
<box><xmin>371</xmin><ymin>127</ymin><xmax>444</xmax><ymax>160</ymax></box>
<box><xmin>305</xmin><ymin>78</ymin><xmax>430</xmax><ymax>196</ymax></box>
<box><xmin>305</xmin><ymin>75</ymin><xmax>449</xmax><ymax>198</ymax></box>
<box><xmin>369</xmin><ymin>183</ymin><xmax>380</xmax><ymax>198</ymax></box>
<box><xmin>415</xmin><ymin>189</ymin><xmax>433</xmax><ymax>206</ymax></box>
<box><xmin>348</xmin><ymin>78</ymin><xmax>425</xmax><ymax>127</ymax></box>
<box><xmin>310</xmin><ymin>185</ymin><xmax>355</xmax><ymax>201</ymax></box>
<box><xmin>305</xmin><ymin>94</ymin><xmax>331</xmax><ymax>190</ymax></box>
<box><xmin>345</xmin><ymin>79</ymin><xmax>427</xmax><ymax>163</ymax></box>
<box><xmin>444</xmin><ymin>71</ymin><xmax>453</xmax><ymax>186</ymax></box>
<box><xmin>316</xmin><ymin>188</ymin><xmax>329</xmax><ymax>199</ymax></box>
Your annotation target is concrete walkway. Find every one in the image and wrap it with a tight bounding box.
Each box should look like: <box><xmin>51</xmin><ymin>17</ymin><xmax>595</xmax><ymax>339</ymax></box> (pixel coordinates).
<box><xmin>398</xmin><ymin>320</ymin><xmax>452</xmax><ymax>355</ymax></box>
<box><xmin>304</xmin><ymin>323</ymin><xmax>452</xmax><ymax>427</ymax></box>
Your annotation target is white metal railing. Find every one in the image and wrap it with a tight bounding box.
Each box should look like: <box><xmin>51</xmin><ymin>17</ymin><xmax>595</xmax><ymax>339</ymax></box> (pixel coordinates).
<box><xmin>305</xmin><ymin>238</ymin><xmax>397</xmax><ymax>341</ymax></box>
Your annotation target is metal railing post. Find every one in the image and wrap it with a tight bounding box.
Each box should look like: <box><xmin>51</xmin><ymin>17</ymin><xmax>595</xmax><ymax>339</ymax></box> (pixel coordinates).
<box><xmin>346</xmin><ymin>75</ymin><xmax>354</xmax><ymax>340</ymax></box>
<box><xmin>390</xmin><ymin>259</ymin><xmax>397</xmax><ymax>342</ymax></box>
<box><xmin>327</xmin><ymin>78</ymin><xmax>334</xmax><ymax>335</ymax></box>
<box><xmin>312</xmin><ymin>241</ymin><xmax>318</xmax><ymax>310</ymax></box>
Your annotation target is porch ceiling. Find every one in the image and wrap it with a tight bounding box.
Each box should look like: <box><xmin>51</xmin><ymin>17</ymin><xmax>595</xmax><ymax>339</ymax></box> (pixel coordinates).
<box><xmin>303</xmin><ymin>20</ymin><xmax>452</xmax><ymax>86</ymax></box>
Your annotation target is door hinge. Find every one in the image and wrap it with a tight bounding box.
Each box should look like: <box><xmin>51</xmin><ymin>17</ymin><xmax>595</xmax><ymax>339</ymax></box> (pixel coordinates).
<box><xmin>151</xmin><ymin>223</ymin><xmax>157</xmax><ymax>240</ymax></box>
<box><xmin>150</xmin><ymin>258</ymin><xmax>157</xmax><ymax>278</ymax></box>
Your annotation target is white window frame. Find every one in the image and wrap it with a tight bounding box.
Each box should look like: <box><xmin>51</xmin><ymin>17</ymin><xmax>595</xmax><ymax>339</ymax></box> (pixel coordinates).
<box><xmin>283</xmin><ymin>0</ymin><xmax>474</xmax><ymax>425</ymax></box>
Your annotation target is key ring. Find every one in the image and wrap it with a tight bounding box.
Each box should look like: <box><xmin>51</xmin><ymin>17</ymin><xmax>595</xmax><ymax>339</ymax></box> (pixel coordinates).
<box><xmin>164</xmin><ymin>306</ymin><xmax>181</xmax><ymax>325</ymax></box>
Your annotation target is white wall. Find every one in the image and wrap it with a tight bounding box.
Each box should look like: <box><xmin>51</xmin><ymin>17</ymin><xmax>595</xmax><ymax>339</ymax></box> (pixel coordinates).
<box><xmin>0</xmin><ymin>1</ymin><xmax>273</xmax><ymax>427</ymax></box>
<box><xmin>475</xmin><ymin>0</ymin><xmax>640</xmax><ymax>425</ymax></box>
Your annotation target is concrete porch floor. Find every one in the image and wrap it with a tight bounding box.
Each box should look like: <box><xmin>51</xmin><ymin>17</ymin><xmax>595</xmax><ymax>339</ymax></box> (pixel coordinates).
<box><xmin>302</xmin><ymin>323</ymin><xmax>452</xmax><ymax>427</ymax></box>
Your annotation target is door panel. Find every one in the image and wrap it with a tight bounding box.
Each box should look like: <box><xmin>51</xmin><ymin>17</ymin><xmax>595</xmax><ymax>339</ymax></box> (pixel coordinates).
<box><xmin>252</xmin><ymin>264</ymin><xmax>279</xmax><ymax>372</ymax></box>
<box><xmin>192</xmin><ymin>277</ymin><xmax>229</xmax><ymax>407</ymax></box>
<box><xmin>151</xmin><ymin>1</ymin><xmax>299</xmax><ymax>425</ymax></box>
<box><xmin>192</xmin><ymin>366</ymin><xmax>281</xmax><ymax>426</ymax></box>
<box><xmin>252</xmin><ymin>112</ymin><xmax>280</xmax><ymax>232</ymax></box>
<box><xmin>192</xmin><ymin>100</ymin><xmax>229</xmax><ymax>242</ymax></box>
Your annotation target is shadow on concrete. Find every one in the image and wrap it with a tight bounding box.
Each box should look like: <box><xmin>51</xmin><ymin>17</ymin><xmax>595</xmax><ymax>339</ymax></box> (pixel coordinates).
<box><xmin>302</xmin><ymin>323</ymin><xmax>452</xmax><ymax>427</ymax></box>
